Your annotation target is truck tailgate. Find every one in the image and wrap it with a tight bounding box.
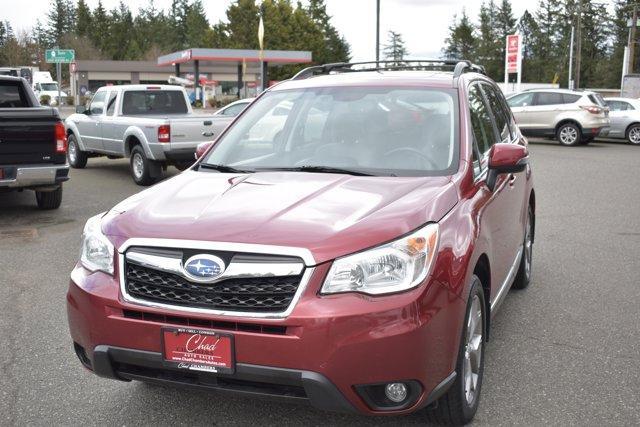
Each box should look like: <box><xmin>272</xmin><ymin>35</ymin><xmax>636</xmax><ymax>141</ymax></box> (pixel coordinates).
<box><xmin>169</xmin><ymin>115</ymin><xmax>233</xmax><ymax>150</ymax></box>
<box><xmin>0</xmin><ymin>108</ymin><xmax>63</xmax><ymax>165</ymax></box>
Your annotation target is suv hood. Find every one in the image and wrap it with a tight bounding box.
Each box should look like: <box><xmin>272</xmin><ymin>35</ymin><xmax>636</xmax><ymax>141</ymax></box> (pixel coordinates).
<box><xmin>104</xmin><ymin>170</ymin><xmax>458</xmax><ymax>265</ymax></box>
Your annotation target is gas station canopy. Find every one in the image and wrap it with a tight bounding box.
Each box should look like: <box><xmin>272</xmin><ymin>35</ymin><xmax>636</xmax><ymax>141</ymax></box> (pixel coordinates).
<box><xmin>158</xmin><ymin>48</ymin><xmax>313</xmax><ymax>95</ymax></box>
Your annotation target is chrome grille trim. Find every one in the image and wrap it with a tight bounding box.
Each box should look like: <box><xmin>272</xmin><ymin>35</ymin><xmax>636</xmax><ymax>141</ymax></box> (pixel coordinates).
<box><xmin>118</xmin><ymin>238</ymin><xmax>315</xmax><ymax>319</ymax></box>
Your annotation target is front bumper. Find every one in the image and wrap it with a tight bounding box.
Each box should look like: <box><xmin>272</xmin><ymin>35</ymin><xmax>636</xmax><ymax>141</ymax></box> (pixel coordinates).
<box><xmin>67</xmin><ymin>261</ymin><xmax>463</xmax><ymax>415</ymax></box>
<box><xmin>0</xmin><ymin>163</ymin><xmax>69</xmax><ymax>189</ymax></box>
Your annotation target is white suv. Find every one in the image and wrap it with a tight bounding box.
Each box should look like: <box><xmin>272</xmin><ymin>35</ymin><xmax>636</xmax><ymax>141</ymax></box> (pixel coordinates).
<box><xmin>506</xmin><ymin>89</ymin><xmax>610</xmax><ymax>146</ymax></box>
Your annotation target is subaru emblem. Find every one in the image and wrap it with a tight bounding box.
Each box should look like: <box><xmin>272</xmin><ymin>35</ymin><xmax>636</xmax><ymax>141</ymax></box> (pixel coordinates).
<box><xmin>183</xmin><ymin>254</ymin><xmax>226</xmax><ymax>282</ymax></box>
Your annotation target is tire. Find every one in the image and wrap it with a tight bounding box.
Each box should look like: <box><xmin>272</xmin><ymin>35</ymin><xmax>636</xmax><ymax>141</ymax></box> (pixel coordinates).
<box><xmin>67</xmin><ymin>134</ymin><xmax>88</xmax><ymax>168</ymax></box>
<box><xmin>512</xmin><ymin>205</ymin><xmax>534</xmax><ymax>290</ymax></box>
<box><xmin>35</xmin><ymin>185</ymin><xmax>63</xmax><ymax>210</ymax></box>
<box><xmin>626</xmin><ymin>124</ymin><xmax>640</xmax><ymax>145</ymax></box>
<box><xmin>556</xmin><ymin>123</ymin><xmax>581</xmax><ymax>146</ymax></box>
<box><xmin>130</xmin><ymin>145</ymin><xmax>161</xmax><ymax>186</ymax></box>
<box><xmin>425</xmin><ymin>276</ymin><xmax>486</xmax><ymax>425</ymax></box>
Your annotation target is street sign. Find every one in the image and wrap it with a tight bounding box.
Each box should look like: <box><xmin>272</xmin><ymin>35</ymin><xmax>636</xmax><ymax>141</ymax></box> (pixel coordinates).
<box><xmin>506</xmin><ymin>34</ymin><xmax>520</xmax><ymax>73</ymax></box>
<box><xmin>45</xmin><ymin>49</ymin><xmax>75</xmax><ymax>63</ymax></box>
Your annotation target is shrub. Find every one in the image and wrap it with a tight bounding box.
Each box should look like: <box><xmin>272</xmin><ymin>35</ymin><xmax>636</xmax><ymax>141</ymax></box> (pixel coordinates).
<box><xmin>40</xmin><ymin>94</ymin><xmax>51</xmax><ymax>106</ymax></box>
<box><xmin>193</xmin><ymin>100</ymin><xmax>203</xmax><ymax>108</ymax></box>
<box><xmin>66</xmin><ymin>96</ymin><xmax>75</xmax><ymax>106</ymax></box>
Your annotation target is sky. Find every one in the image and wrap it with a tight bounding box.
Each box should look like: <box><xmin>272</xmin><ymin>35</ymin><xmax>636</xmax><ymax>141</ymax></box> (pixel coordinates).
<box><xmin>0</xmin><ymin>0</ymin><xmax>614</xmax><ymax>61</ymax></box>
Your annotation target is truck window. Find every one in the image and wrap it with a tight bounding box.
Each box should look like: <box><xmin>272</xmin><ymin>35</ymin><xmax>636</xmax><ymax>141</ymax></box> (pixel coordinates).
<box><xmin>106</xmin><ymin>92</ymin><xmax>118</xmax><ymax>115</ymax></box>
<box><xmin>0</xmin><ymin>81</ymin><xmax>30</xmax><ymax>108</ymax></box>
<box><xmin>121</xmin><ymin>90</ymin><xmax>188</xmax><ymax>115</ymax></box>
<box><xmin>90</xmin><ymin>91</ymin><xmax>107</xmax><ymax>115</ymax></box>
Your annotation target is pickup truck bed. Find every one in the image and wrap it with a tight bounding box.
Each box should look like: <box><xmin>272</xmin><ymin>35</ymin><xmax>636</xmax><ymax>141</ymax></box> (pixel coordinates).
<box><xmin>0</xmin><ymin>76</ymin><xmax>69</xmax><ymax>209</ymax></box>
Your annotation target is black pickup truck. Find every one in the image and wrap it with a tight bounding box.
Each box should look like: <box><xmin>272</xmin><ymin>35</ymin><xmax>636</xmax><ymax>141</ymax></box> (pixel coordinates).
<box><xmin>0</xmin><ymin>76</ymin><xmax>69</xmax><ymax>209</ymax></box>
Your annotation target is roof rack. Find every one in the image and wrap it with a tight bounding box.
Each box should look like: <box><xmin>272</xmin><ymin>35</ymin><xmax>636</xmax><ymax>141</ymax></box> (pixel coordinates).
<box><xmin>291</xmin><ymin>60</ymin><xmax>485</xmax><ymax>80</ymax></box>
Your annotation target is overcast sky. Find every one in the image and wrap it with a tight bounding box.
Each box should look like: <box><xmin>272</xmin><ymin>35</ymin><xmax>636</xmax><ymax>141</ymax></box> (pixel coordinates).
<box><xmin>1</xmin><ymin>0</ymin><xmax>615</xmax><ymax>61</ymax></box>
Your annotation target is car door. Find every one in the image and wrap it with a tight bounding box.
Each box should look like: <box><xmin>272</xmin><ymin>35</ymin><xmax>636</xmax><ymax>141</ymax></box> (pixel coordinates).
<box><xmin>468</xmin><ymin>82</ymin><xmax>525</xmax><ymax>299</ymax></box>
<box><xmin>506</xmin><ymin>91</ymin><xmax>535</xmax><ymax>129</ymax></box>
<box><xmin>75</xmin><ymin>89</ymin><xmax>107</xmax><ymax>151</ymax></box>
<box><xmin>527</xmin><ymin>91</ymin><xmax>564</xmax><ymax>132</ymax></box>
<box><xmin>605</xmin><ymin>100</ymin><xmax>629</xmax><ymax>138</ymax></box>
<box><xmin>100</xmin><ymin>90</ymin><xmax>124</xmax><ymax>153</ymax></box>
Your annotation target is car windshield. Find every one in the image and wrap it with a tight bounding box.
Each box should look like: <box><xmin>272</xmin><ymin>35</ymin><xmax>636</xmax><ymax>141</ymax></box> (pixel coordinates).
<box><xmin>40</xmin><ymin>83</ymin><xmax>58</xmax><ymax>91</ymax></box>
<box><xmin>202</xmin><ymin>86</ymin><xmax>458</xmax><ymax>176</ymax></box>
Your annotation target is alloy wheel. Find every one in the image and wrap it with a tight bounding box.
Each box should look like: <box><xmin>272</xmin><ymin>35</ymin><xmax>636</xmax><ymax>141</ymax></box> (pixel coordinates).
<box><xmin>629</xmin><ymin>127</ymin><xmax>640</xmax><ymax>144</ymax></box>
<box><xmin>559</xmin><ymin>126</ymin><xmax>578</xmax><ymax>145</ymax></box>
<box><xmin>463</xmin><ymin>294</ymin><xmax>483</xmax><ymax>406</ymax></box>
<box><xmin>68</xmin><ymin>140</ymin><xmax>77</xmax><ymax>163</ymax></box>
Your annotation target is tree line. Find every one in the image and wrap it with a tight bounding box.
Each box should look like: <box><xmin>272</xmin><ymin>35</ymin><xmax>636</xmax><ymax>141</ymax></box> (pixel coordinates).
<box><xmin>444</xmin><ymin>0</ymin><xmax>637</xmax><ymax>89</ymax></box>
<box><xmin>0</xmin><ymin>0</ymin><xmax>350</xmax><ymax>80</ymax></box>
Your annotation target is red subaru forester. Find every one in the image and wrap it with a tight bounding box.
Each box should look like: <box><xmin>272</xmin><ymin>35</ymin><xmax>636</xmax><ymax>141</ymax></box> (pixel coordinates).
<box><xmin>67</xmin><ymin>61</ymin><xmax>535</xmax><ymax>425</ymax></box>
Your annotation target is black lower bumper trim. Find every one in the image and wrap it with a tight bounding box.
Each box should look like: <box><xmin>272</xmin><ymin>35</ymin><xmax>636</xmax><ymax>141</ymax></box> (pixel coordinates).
<box><xmin>90</xmin><ymin>345</ymin><xmax>356</xmax><ymax>414</ymax></box>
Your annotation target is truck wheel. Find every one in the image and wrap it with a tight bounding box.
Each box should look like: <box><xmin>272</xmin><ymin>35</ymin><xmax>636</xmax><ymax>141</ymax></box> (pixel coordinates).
<box><xmin>556</xmin><ymin>123</ymin><xmax>581</xmax><ymax>146</ymax></box>
<box><xmin>35</xmin><ymin>185</ymin><xmax>63</xmax><ymax>210</ymax></box>
<box><xmin>425</xmin><ymin>276</ymin><xmax>485</xmax><ymax>425</ymax></box>
<box><xmin>130</xmin><ymin>145</ymin><xmax>160</xmax><ymax>186</ymax></box>
<box><xmin>67</xmin><ymin>134</ymin><xmax>88</xmax><ymax>168</ymax></box>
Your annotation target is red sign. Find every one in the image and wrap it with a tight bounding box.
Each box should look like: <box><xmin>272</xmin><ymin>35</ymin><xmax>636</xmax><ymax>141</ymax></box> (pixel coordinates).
<box><xmin>162</xmin><ymin>328</ymin><xmax>234</xmax><ymax>374</ymax></box>
<box><xmin>506</xmin><ymin>34</ymin><xmax>520</xmax><ymax>74</ymax></box>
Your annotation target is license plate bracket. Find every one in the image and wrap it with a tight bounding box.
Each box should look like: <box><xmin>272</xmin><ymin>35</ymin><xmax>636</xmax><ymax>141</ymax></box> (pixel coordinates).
<box><xmin>161</xmin><ymin>327</ymin><xmax>235</xmax><ymax>374</ymax></box>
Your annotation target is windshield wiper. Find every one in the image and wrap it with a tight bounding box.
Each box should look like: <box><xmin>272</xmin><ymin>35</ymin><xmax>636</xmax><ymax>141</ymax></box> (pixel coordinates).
<box><xmin>199</xmin><ymin>163</ymin><xmax>253</xmax><ymax>173</ymax></box>
<box><xmin>258</xmin><ymin>166</ymin><xmax>377</xmax><ymax>176</ymax></box>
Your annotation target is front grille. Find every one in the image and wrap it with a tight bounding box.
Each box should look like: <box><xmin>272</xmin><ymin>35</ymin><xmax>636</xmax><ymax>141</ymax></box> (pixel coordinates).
<box><xmin>125</xmin><ymin>263</ymin><xmax>302</xmax><ymax>313</ymax></box>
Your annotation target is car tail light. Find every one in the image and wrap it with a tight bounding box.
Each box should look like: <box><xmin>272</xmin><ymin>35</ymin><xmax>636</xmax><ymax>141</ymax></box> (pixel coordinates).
<box><xmin>158</xmin><ymin>125</ymin><xmax>171</xmax><ymax>143</ymax></box>
<box><xmin>580</xmin><ymin>105</ymin><xmax>603</xmax><ymax>114</ymax></box>
<box><xmin>55</xmin><ymin>121</ymin><xmax>67</xmax><ymax>153</ymax></box>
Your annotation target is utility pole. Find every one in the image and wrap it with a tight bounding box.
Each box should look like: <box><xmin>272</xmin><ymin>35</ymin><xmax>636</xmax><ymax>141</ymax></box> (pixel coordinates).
<box><xmin>575</xmin><ymin>0</ymin><xmax>582</xmax><ymax>89</ymax></box>
<box><xmin>629</xmin><ymin>4</ymin><xmax>638</xmax><ymax>75</ymax></box>
<box><xmin>376</xmin><ymin>0</ymin><xmax>380</xmax><ymax>65</ymax></box>
<box><xmin>568</xmin><ymin>26</ymin><xmax>575</xmax><ymax>89</ymax></box>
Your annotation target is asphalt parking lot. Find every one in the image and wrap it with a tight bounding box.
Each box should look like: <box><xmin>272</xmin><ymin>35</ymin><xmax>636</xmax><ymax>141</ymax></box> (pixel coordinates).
<box><xmin>1</xmin><ymin>139</ymin><xmax>639</xmax><ymax>426</ymax></box>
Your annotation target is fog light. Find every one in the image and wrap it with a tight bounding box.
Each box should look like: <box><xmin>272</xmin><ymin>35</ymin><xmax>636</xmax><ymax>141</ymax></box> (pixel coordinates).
<box><xmin>384</xmin><ymin>382</ymin><xmax>408</xmax><ymax>403</ymax></box>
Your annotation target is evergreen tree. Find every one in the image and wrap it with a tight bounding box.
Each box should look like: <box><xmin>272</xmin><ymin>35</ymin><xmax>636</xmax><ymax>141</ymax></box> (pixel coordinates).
<box><xmin>185</xmin><ymin>0</ymin><xmax>210</xmax><ymax>47</ymax></box>
<box><xmin>76</xmin><ymin>0</ymin><xmax>92</xmax><ymax>38</ymax></box>
<box><xmin>443</xmin><ymin>10</ymin><xmax>476</xmax><ymax>61</ymax></box>
<box><xmin>46</xmin><ymin>0</ymin><xmax>76</xmax><ymax>47</ymax></box>
<box><xmin>495</xmin><ymin>0</ymin><xmax>516</xmax><ymax>81</ymax></box>
<box><xmin>90</xmin><ymin>1</ymin><xmax>110</xmax><ymax>53</ymax></box>
<box><xmin>383</xmin><ymin>31</ymin><xmax>408</xmax><ymax>63</ymax></box>
<box><xmin>477</xmin><ymin>1</ymin><xmax>502</xmax><ymax>79</ymax></box>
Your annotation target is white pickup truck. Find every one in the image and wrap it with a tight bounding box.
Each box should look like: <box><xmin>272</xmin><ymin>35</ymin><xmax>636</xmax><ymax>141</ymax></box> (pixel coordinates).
<box><xmin>65</xmin><ymin>85</ymin><xmax>235</xmax><ymax>185</ymax></box>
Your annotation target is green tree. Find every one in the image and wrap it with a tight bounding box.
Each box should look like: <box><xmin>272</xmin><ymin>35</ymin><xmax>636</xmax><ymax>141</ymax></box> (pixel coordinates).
<box><xmin>443</xmin><ymin>10</ymin><xmax>476</xmax><ymax>61</ymax></box>
<box><xmin>185</xmin><ymin>0</ymin><xmax>211</xmax><ymax>47</ymax></box>
<box><xmin>383</xmin><ymin>30</ymin><xmax>408</xmax><ymax>63</ymax></box>
<box><xmin>76</xmin><ymin>0</ymin><xmax>92</xmax><ymax>38</ymax></box>
<box><xmin>477</xmin><ymin>1</ymin><xmax>502</xmax><ymax>79</ymax></box>
<box><xmin>46</xmin><ymin>0</ymin><xmax>76</xmax><ymax>47</ymax></box>
<box><xmin>90</xmin><ymin>0</ymin><xmax>110</xmax><ymax>53</ymax></box>
<box><xmin>494</xmin><ymin>0</ymin><xmax>516</xmax><ymax>81</ymax></box>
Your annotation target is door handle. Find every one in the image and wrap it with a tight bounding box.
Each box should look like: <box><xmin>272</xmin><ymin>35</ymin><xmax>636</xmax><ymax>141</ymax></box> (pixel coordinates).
<box><xmin>508</xmin><ymin>174</ymin><xmax>517</xmax><ymax>186</ymax></box>
<box><xmin>202</xmin><ymin>131</ymin><xmax>215</xmax><ymax>137</ymax></box>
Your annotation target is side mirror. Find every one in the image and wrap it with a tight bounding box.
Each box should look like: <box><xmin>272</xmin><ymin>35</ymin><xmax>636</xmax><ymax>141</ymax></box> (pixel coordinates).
<box><xmin>486</xmin><ymin>143</ymin><xmax>529</xmax><ymax>191</ymax></box>
<box><xmin>75</xmin><ymin>105</ymin><xmax>87</xmax><ymax>114</ymax></box>
<box><xmin>195</xmin><ymin>141</ymin><xmax>214</xmax><ymax>160</ymax></box>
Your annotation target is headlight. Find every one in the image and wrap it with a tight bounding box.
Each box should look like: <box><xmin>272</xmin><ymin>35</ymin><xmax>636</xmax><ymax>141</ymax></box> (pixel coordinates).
<box><xmin>79</xmin><ymin>214</ymin><xmax>114</xmax><ymax>275</ymax></box>
<box><xmin>321</xmin><ymin>223</ymin><xmax>439</xmax><ymax>295</ymax></box>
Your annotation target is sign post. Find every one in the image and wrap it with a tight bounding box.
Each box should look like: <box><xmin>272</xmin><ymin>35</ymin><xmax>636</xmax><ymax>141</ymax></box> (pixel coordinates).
<box><xmin>504</xmin><ymin>34</ymin><xmax>522</xmax><ymax>93</ymax></box>
<box><xmin>45</xmin><ymin>48</ymin><xmax>75</xmax><ymax>107</ymax></box>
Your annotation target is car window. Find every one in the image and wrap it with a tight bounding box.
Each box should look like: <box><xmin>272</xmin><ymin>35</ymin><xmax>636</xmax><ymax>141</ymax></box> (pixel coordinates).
<box><xmin>562</xmin><ymin>94</ymin><xmax>581</xmax><ymax>104</ymax></box>
<box><xmin>622</xmin><ymin>101</ymin><xmax>635</xmax><ymax>110</ymax></box>
<box><xmin>588</xmin><ymin>93</ymin><xmax>606</xmax><ymax>107</ymax></box>
<box><xmin>0</xmin><ymin>80</ymin><xmax>30</xmax><ymax>108</ymax></box>
<box><xmin>534</xmin><ymin>92</ymin><xmax>563</xmax><ymax>106</ymax></box>
<box><xmin>506</xmin><ymin>92</ymin><xmax>534</xmax><ymax>108</ymax></box>
<box><xmin>221</xmin><ymin>102</ymin><xmax>248</xmax><ymax>116</ymax></box>
<box><xmin>89</xmin><ymin>90</ymin><xmax>107</xmax><ymax>115</ymax></box>
<box><xmin>106</xmin><ymin>91</ymin><xmax>118</xmax><ymax>116</ymax></box>
<box><xmin>121</xmin><ymin>90</ymin><xmax>188</xmax><ymax>115</ymax></box>
<box><xmin>203</xmin><ymin>86</ymin><xmax>459</xmax><ymax>176</ymax></box>
<box><xmin>468</xmin><ymin>84</ymin><xmax>498</xmax><ymax>172</ymax></box>
<box><xmin>481</xmin><ymin>83</ymin><xmax>511</xmax><ymax>143</ymax></box>
<box><xmin>607</xmin><ymin>100</ymin><xmax>633</xmax><ymax>111</ymax></box>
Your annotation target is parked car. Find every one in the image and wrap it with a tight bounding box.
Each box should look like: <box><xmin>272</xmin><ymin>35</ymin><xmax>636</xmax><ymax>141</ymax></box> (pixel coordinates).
<box><xmin>65</xmin><ymin>85</ymin><xmax>235</xmax><ymax>185</ymax></box>
<box><xmin>67</xmin><ymin>60</ymin><xmax>535</xmax><ymax>425</ymax></box>
<box><xmin>603</xmin><ymin>97</ymin><xmax>640</xmax><ymax>144</ymax></box>
<box><xmin>506</xmin><ymin>88</ymin><xmax>609</xmax><ymax>146</ymax></box>
<box><xmin>213</xmin><ymin>97</ymin><xmax>255</xmax><ymax>117</ymax></box>
<box><xmin>0</xmin><ymin>76</ymin><xmax>68</xmax><ymax>209</ymax></box>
